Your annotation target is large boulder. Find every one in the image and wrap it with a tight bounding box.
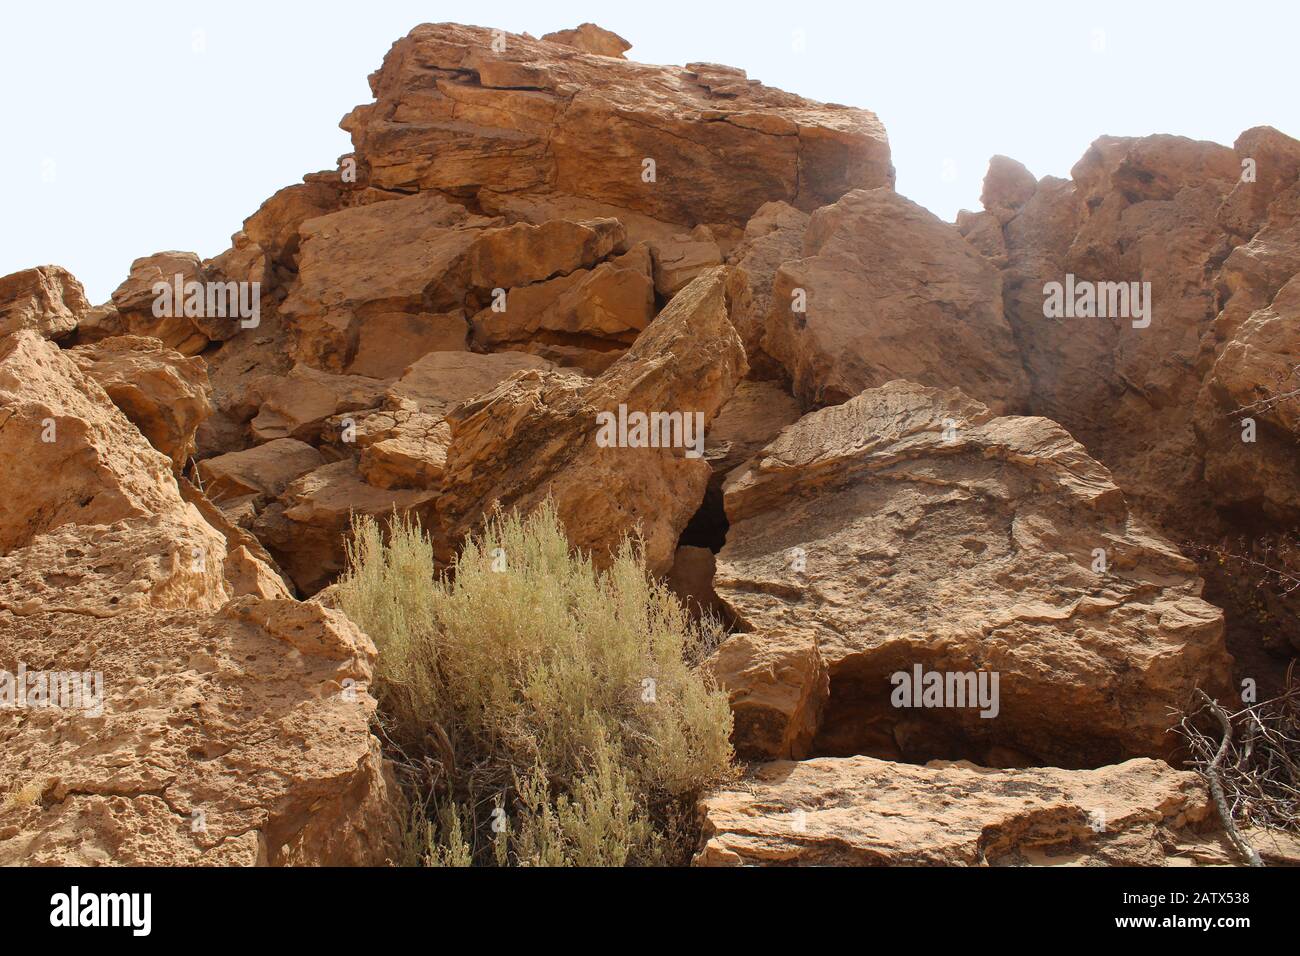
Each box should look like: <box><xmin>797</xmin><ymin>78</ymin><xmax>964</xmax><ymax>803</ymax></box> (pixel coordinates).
<box><xmin>341</xmin><ymin>23</ymin><xmax>893</xmax><ymax>229</ymax></box>
<box><xmin>70</xmin><ymin>335</ymin><xmax>213</xmax><ymax>470</ymax></box>
<box><xmin>762</xmin><ymin>188</ymin><xmax>1029</xmax><ymax>412</ymax></box>
<box><xmin>0</xmin><ymin>265</ymin><xmax>88</xmax><ymax>340</ymax></box>
<box><xmin>713</xmin><ymin>381</ymin><xmax>1231</xmax><ymax>766</ymax></box>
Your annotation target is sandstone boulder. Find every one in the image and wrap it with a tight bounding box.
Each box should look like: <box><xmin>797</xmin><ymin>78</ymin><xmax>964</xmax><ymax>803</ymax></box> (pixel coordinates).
<box><xmin>251</xmin><ymin>364</ymin><xmax>387</xmax><ymax>444</ymax></box>
<box><xmin>763</xmin><ymin>188</ymin><xmax>1029</xmax><ymax>412</ymax></box>
<box><xmin>540</xmin><ymin>23</ymin><xmax>632</xmax><ymax>58</ymax></box>
<box><xmin>387</xmin><ymin>350</ymin><xmax>555</xmax><ymax>414</ymax></box>
<box><xmin>197</xmin><ymin>438</ymin><xmax>325</xmax><ymax>503</ymax></box>
<box><xmin>0</xmin><ymin>265</ymin><xmax>88</xmax><ymax>339</ymax></box>
<box><xmin>253</xmin><ymin>460</ymin><xmax>438</xmax><ymax>594</ymax></box>
<box><xmin>0</xmin><ymin>331</ymin><xmax>180</xmax><ymax>553</ymax></box>
<box><xmin>714</xmin><ymin>381</ymin><xmax>1231</xmax><ymax>766</ymax></box>
<box><xmin>341</xmin><ymin>23</ymin><xmax>892</xmax><ymax>229</ymax></box>
<box><xmin>70</xmin><ymin>335</ymin><xmax>212</xmax><ymax>470</ymax></box>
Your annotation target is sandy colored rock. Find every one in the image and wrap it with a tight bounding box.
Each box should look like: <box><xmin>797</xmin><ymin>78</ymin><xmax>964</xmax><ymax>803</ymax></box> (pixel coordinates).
<box><xmin>342</xmin><ymin>23</ymin><xmax>892</xmax><ymax>229</ymax></box>
<box><xmin>763</xmin><ymin>187</ymin><xmax>1029</xmax><ymax>412</ymax></box>
<box><xmin>1198</xmin><ymin>272</ymin><xmax>1300</xmax><ymax>519</ymax></box>
<box><xmin>470</xmin><ymin>244</ymin><xmax>655</xmax><ymax>350</ymax></box>
<box><xmin>664</xmin><ymin>544</ymin><xmax>726</xmax><ymax>620</ymax></box>
<box><xmin>703</xmin><ymin>379</ymin><xmax>803</xmax><ymax>481</ymax></box>
<box><xmin>359</xmin><ymin>413</ymin><xmax>451</xmax><ymax>490</ymax></box>
<box><xmin>71</xmin><ymin>303</ymin><xmax>125</xmax><ymax>344</ymax></box>
<box><xmin>197</xmin><ymin>438</ymin><xmax>325</xmax><ymax>503</ymax></box>
<box><xmin>955</xmin><ymin>208</ymin><xmax>1008</xmax><ymax>264</ymax></box>
<box><xmin>649</xmin><ymin>235</ymin><xmax>724</xmax><ymax>298</ymax></box>
<box><xmin>707</xmin><ymin>628</ymin><xmax>827</xmax><ymax>761</ymax></box>
<box><xmin>0</xmin><ymin>331</ymin><xmax>180</xmax><ymax>554</ymax></box>
<box><xmin>695</xmin><ymin>756</ymin><xmax>1213</xmax><ymax>866</ymax></box>
<box><xmin>111</xmin><ymin>251</ymin><xmax>225</xmax><ymax>355</ymax></box>
<box><xmin>437</xmin><ymin>267</ymin><xmax>747</xmax><ymax>574</ymax></box>
<box><xmin>715</xmin><ymin>381</ymin><xmax>1231</xmax><ymax>767</ymax></box>
<box><xmin>0</xmin><ymin>265</ymin><xmax>88</xmax><ymax>339</ymax></box>
<box><xmin>347</xmin><ymin>311</ymin><xmax>467</xmax><ymax>378</ymax></box>
<box><xmin>467</xmin><ymin>217</ymin><xmax>626</xmax><ymax>290</ymax></box>
<box><xmin>980</xmin><ymin>155</ymin><xmax>1037</xmax><ymax>225</ymax></box>
<box><xmin>253</xmin><ymin>460</ymin><xmax>438</xmax><ymax>594</ymax></box>
<box><xmin>541</xmin><ymin>23</ymin><xmax>632</xmax><ymax>58</ymax></box>
<box><xmin>71</xmin><ymin>335</ymin><xmax>212</xmax><ymax>470</ymax></box>
<box><xmin>388</xmin><ymin>350</ymin><xmax>555</xmax><ymax>414</ymax></box>
<box><xmin>280</xmin><ymin>192</ymin><xmax>498</xmax><ymax>369</ymax></box>
<box><xmin>0</xmin><ymin>333</ymin><xmax>400</xmax><ymax>865</ymax></box>
<box><xmin>251</xmin><ymin>364</ymin><xmax>387</xmax><ymax>444</ymax></box>
<box><xmin>0</xmin><ymin>596</ymin><xmax>400</xmax><ymax>865</ymax></box>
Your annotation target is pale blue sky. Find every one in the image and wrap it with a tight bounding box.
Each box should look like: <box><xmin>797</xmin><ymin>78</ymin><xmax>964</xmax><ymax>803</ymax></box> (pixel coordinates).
<box><xmin>3</xmin><ymin>0</ymin><xmax>1295</xmax><ymax>303</ymax></box>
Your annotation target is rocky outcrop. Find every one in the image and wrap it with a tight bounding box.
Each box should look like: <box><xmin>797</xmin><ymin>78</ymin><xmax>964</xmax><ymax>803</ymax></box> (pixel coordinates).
<box><xmin>7</xmin><ymin>19</ymin><xmax>1295</xmax><ymax>869</ymax></box>
<box><xmin>341</xmin><ymin>23</ymin><xmax>893</xmax><ymax>229</ymax></box>
<box><xmin>70</xmin><ymin>335</ymin><xmax>212</xmax><ymax>470</ymax></box>
<box><xmin>0</xmin><ymin>331</ymin><xmax>401</xmax><ymax>865</ymax></box>
<box><xmin>972</xmin><ymin>130</ymin><xmax>1300</xmax><ymax>540</ymax></box>
<box><xmin>712</xmin><ymin>381</ymin><xmax>1230</xmax><ymax>767</ymax></box>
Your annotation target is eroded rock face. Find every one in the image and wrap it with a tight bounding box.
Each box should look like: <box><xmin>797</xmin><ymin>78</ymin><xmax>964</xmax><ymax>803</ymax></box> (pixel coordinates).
<box><xmin>436</xmin><ymin>268</ymin><xmax>746</xmax><ymax>574</ymax></box>
<box><xmin>341</xmin><ymin>23</ymin><xmax>893</xmax><ymax>228</ymax></box>
<box><xmin>714</xmin><ymin>381</ymin><xmax>1230</xmax><ymax>767</ymax></box>
<box><xmin>696</xmin><ymin>756</ymin><xmax>1214</xmax><ymax>866</ymax></box>
<box><xmin>0</xmin><ymin>266</ymin><xmax>88</xmax><ymax>340</ymax></box>
<box><xmin>763</xmin><ymin>188</ymin><xmax>1029</xmax><ymax>412</ymax></box>
<box><xmin>70</xmin><ymin>335</ymin><xmax>212</xmax><ymax>470</ymax></box>
<box><xmin>982</xmin><ymin>130</ymin><xmax>1300</xmax><ymax>540</ymax></box>
<box><xmin>0</xmin><ymin>331</ymin><xmax>180</xmax><ymax>554</ymax></box>
<box><xmin>0</xmin><ymin>332</ymin><xmax>401</xmax><ymax>865</ymax></box>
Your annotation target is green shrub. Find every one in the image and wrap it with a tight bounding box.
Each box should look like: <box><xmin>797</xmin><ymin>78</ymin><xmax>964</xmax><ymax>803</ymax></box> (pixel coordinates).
<box><xmin>337</xmin><ymin>501</ymin><xmax>734</xmax><ymax>866</ymax></box>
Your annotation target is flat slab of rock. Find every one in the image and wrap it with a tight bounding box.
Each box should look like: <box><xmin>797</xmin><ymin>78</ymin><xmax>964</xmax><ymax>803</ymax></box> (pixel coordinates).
<box><xmin>695</xmin><ymin>756</ymin><xmax>1213</xmax><ymax>866</ymax></box>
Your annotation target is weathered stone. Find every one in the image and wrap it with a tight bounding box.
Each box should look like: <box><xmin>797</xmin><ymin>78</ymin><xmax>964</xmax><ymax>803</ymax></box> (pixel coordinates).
<box><xmin>253</xmin><ymin>460</ymin><xmax>438</xmax><ymax>594</ymax></box>
<box><xmin>71</xmin><ymin>335</ymin><xmax>212</xmax><ymax>470</ymax></box>
<box><xmin>0</xmin><ymin>265</ymin><xmax>88</xmax><ymax>339</ymax></box>
<box><xmin>763</xmin><ymin>188</ymin><xmax>1029</xmax><ymax>412</ymax></box>
<box><xmin>251</xmin><ymin>364</ymin><xmax>387</xmax><ymax>444</ymax></box>
<box><xmin>695</xmin><ymin>756</ymin><xmax>1213</xmax><ymax>866</ymax></box>
<box><xmin>540</xmin><ymin>23</ymin><xmax>632</xmax><ymax>58</ymax></box>
<box><xmin>437</xmin><ymin>268</ymin><xmax>746</xmax><ymax>574</ymax></box>
<box><xmin>342</xmin><ymin>23</ymin><xmax>893</xmax><ymax>229</ymax></box>
<box><xmin>197</xmin><ymin>438</ymin><xmax>325</xmax><ymax>503</ymax></box>
<box><xmin>715</xmin><ymin>381</ymin><xmax>1231</xmax><ymax>767</ymax></box>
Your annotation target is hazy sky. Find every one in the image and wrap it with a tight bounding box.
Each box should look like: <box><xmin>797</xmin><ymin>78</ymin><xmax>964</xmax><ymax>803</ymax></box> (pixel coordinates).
<box><xmin>3</xmin><ymin>0</ymin><xmax>1296</xmax><ymax>303</ymax></box>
